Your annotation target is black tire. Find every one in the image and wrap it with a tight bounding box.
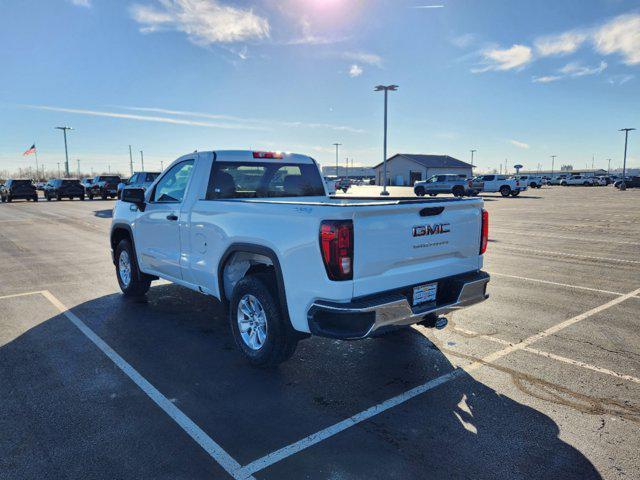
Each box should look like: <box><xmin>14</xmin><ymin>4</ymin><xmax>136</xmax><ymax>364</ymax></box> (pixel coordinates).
<box><xmin>414</xmin><ymin>186</ymin><xmax>425</xmax><ymax>196</ymax></box>
<box><xmin>7</xmin><ymin>196</ymin><xmax>12</xmax><ymax>203</ymax></box>
<box><xmin>46</xmin><ymin>195</ymin><xmax>51</xmax><ymax>201</ymax></box>
<box><xmin>33</xmin><ymin>196</ymin><xmax>38</xmax><ymax>202</ymax></box>
<box><xmin>80</xmin><ymin>195</ymin><xmax>85</xmax><ymax>201</ymax></box>
<box><xmin>88</xmin><ymin>193</ymin><xmax>93</xmax><ymax>200</ymax></box>
<box><xmin>229</xmin><ymin>273</ymin><xmax>298</xmax><ymax>367</ymax></box>
<box><xmin>101</xmin><ymin>192</ymin><xmax>108</xmax><ymax>200</ymax></box>
<box><xmin>429</xmin><ymin>193</ymin><xmax>438</xmax><ymax>197</ymax></box>
<box><xmin>115</xmin><ymin>239</ymin><xmax>152</xmax><ymax>297</ymax></box>
<box><xmin>530</xmin><ymin>182</ymin><xmax>537</xmax><ymax>188</ymax></box>
<box><xmin>56</xmin><ymin>194</ymin><xmax>62</xmax><ymax>201</ymax></box>
<box><xmin>452</xmin><ymin>186</ymin><xmax>464</xmax><ymax>197</ymax></box>
<box><xmin>510</xmin><ymin>190</ymin><xmax>520</xmax><ymax>197</ymax></box>
<box><xmin>499</xmin><ymin>186</ymin><xmax>511</xmax><ymax>197</ymax></box>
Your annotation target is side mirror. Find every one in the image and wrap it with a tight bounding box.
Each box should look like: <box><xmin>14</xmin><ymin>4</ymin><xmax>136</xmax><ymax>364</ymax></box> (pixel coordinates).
<box><xmin>121</xmin><ymin>187</ymin><xmax>146</xmax><ymax>210</ymax></box>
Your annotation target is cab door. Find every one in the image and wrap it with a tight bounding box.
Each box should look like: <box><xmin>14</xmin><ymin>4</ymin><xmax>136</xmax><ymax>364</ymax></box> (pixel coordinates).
<box><xmin>135</xmin><ymin>159</ymin><xmax>195</xmax><ymax>280</ymax></box>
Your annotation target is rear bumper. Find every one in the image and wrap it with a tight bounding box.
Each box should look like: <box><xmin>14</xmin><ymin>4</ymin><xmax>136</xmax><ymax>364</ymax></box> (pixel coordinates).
<box><xmin>307</xmin><ymin>270</ymin><xmax>489</xmax><ymax>340</ymax></box>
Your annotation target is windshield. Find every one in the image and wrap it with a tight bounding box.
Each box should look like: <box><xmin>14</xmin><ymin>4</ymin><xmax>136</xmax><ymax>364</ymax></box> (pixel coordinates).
<box><xmin>207</xmin><ymin>162</ymin><xmax>325</xmax><ymax>199</ymax></box>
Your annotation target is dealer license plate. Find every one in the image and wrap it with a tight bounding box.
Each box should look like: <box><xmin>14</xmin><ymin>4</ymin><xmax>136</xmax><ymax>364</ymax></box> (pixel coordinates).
<box><xmin>412</xmin><ymin>283</ymin><xmax>437</xmax><ymax>306</ymax></box>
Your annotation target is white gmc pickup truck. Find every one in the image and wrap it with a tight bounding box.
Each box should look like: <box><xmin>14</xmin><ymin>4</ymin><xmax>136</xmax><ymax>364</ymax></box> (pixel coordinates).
<box><xmin>110</xmin><ymin>150</ymin><xmax>490</xmax><ymax>366</ymax></box>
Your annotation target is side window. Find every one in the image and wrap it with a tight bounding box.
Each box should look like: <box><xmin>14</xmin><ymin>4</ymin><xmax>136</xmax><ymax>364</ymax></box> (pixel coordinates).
<box><xmin>484</xmin><ymin>175</ymin><xmax>495</xmax><ymax>181</ymax></box>
<box><xmin>128</xmin><ymin>174</ymin><xmax>138</xmax><ymax>184</ymax></box>
<box><xmin>436</xmin><ymin>175</ymin><xmax>446</xmax><ymax>182</ymax></box>
<box><xmin>152</xmin><ymin>160</ymin><xmax>194</xmax><ymax>203</ymax></box>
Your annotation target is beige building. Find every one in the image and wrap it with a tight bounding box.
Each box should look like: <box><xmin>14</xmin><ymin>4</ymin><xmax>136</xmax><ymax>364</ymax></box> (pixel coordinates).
<box><xmin>373</xmin><ymin>154</ymin><xmax>474</xmax><ymax>186</ymax></box>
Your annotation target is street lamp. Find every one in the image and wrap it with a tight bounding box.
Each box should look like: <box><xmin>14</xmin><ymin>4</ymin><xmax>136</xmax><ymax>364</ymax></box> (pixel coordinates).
<box><xmin>550</xmin><ymin>155</ymin><xmax>557</xmax><ymax>181</ymax></box>
<box><xmin>55</xmin><ymin>126</ymin><xmax>73</xmax><ymax>177</ymax></box>
<box><xmin>470</xmin><ymin>149</ymin><xmax>476</xmax><ymax>168</ymax></box>
<box><xmin>375</xmin><ymin>84</ymin><xmax>398</xmax><ymax>196</ymax></box>
<box><xmin>333</xmin><ymin>143</ymin><xmax>341</xmax><ymax>177</ymax></box>
<box><xmin>140</xmin><ymin>150</ymin><xmax>145</xmax><ymax>171</ymax></box>
<box><xmin>619</xmin><ymin>128</ymin><xmax>635</xmax><ymax>186</ymax></box>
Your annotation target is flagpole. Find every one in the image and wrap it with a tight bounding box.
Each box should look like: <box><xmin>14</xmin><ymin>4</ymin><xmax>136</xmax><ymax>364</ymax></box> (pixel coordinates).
<box><xmin>34</xmin><ymin>146</ymin><xmax>39</xmax><ymax>181</ymax></box>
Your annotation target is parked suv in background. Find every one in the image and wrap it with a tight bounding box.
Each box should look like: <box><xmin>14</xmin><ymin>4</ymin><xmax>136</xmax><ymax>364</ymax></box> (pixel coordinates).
<box><xmin>471</xmin><ymin>175</ymin><xmax>525</xmax><ymax>197</ymax></box>
<box><xmin>413</xmin><ymin>174</ymin><xmax>474</xmax><ymax>197</ymax></box>
<box><xmin>44</xmin><ymin>179</ymin><xmax>85</xmax><ymax>201</ymax></box>
<box><xmin>117</xmin><ymin>171</ymin><xmax>161</xmax><ymax>197</ymax></box>
<box><xmin>515</xmin><ymin>175</ymin><xmax>542</xmax><ymax>189</ymax></box>
<box><xmin>0</xmin><ymin>179</ymin><xmax>38</xmax><ymax>202</ymax></box>
<box><xmin>614</xmin><ymin>176</ymin><xmax>640</xmax><ymax>189</ymax></box>
<box><xmin>87</xmin><ymin>175</ymin><xmax>121</xmax><ymax>199</ymax></box>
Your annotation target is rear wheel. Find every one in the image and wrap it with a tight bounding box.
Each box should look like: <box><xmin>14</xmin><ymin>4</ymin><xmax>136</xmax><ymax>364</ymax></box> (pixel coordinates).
<box><xmin>414</xmin><ymin>186</ymin><xmax>425</xmax><ymax>196</ymax></box>
<box><xmin>6</xmin><ymin>196</ymin><xmax>12</xmax><ymax>203</ymax></box>
<box><xmin>452</xmin><ymin>186</ymin><xmax>464</xmax><ymax>197</ymax></box>
<box><xmin>499</xmin><ymin>186</ymin><xmax>511</xmax><ymax>197</ymax></box>
<box><xmin>115</xmin><ymin>239</ymin><xmax>152</xmax><ymax>297</ymax></box>
<box><xmin>510</xmin><ymin>190</ymin><xmax>520</xmax><ymax>197</ymax></box>
<box><xmin>101</xmin><ymin>192</ymin><xmax>107</xmax><ymax>200</ymax></box>
<box><xmin>229</xmin><ymin>273</ymin><xmax>298</xmax><ymax>367</ymax></box>
<box><xmin>33</xmin><ymin>196</ymin><xmax>38</xmax><ymax>202</ymax></box>
<box><xmin>56</xmin><ymin>194</ymin><xmax>62</xmax><ymax>201</ymax></box>
<box><xmin>80</xmin><ymin>195</ymin><xmax>85</xmax><ymax>201</ymax></box>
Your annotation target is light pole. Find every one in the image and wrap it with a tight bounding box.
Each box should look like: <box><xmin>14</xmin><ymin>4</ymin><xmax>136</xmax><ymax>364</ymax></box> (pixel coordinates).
<box><xmin>470</xmin><ymin>149</ymin><xmax>476</xmax><ymax>169</ymax></box>
<box><xmin>620</xmin><ymin>128</ymin><xmax>635</xmax><ymax>184</ymax></box>
<box><xmin>55</xmin><ymin>126</ymin><xmax>73</xmax><ymax>177</ymax></box>
<box><xmin>129</xmin><ymin>145</ymin><xmax>134</xmax><ymax>176</ymax></box>
<box><xmin>77</xmin><ymin>159</ymin><xmax>80</xmax><ymax>178</ymax></box>
<box><xmin>550</xmin><ymin>155</ymin><xmax>556</xmax><ymax>180</ymax></box>
<box><xmin>57</xmin><ymin>162</ymin><xmax>61</xmax><ymax>178</ymax></box>
<box><xmin>375</xmin><ymin>84</ymin><xmax>398</xmax><ymax>195</ymax></box>
<box><xmin>140</xmin><ymin>150</ymin><xmax>145</xmax><ymax>171</ymax></box>
<box><xmin>345</xmin><ymin>157</ymin><xmax>349</xmax><ymax>180</ymax></box>
<box><xmin>607</xmin><ymin>158</ymin><xmax>611</xmax><ymax>175</ymax></box>
<box><xmin>333</xmin><ymin>143</ymin><xmax>341</xmax><ymax>177</ymax></box>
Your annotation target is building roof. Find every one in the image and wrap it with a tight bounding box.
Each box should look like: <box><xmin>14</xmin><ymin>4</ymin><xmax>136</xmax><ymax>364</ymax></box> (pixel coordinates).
<box><xmin>373</xmin><ymin>154</ymin><xmax>472</xmax><ymax>170</ymax></box>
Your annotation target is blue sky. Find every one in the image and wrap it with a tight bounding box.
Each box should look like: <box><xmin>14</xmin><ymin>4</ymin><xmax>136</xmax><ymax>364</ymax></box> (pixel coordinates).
<box><xmin>1</xmin><ymin>0</ymin><xmax>639</xmax><ymax>174</ymax></box>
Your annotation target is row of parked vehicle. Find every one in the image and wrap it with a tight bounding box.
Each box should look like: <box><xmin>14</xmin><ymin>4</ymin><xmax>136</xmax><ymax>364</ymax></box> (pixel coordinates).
<box><xmin>413</xmin><ymin>174</ymin><xmax>529</xmax><ymax>198</ymax></box>
<box><xmin>0</xmin><ymin>172</ymin><xmax>161</xmax><ymax>203</ymax></box>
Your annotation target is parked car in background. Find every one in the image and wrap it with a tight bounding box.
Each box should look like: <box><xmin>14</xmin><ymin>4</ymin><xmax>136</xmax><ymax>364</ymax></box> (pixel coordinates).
<box><xmin>117</xmin><ymin>171</ymin><xmax>161</xmax><ymax>197</ymax></box>
<box><xmin>549</xmin><ymin>175</ymin><xmax>569</xmax><ymax>185</ymax></box>
<box><xmin>560</xmin><ymin>175</ymin><xmax>595</xmax><ymax>186</ymax></box>
<box><xmin>80</xmin><ymin>178</ymin><xmax>94</xmax><ymax>191</ymax></box>
<box><xmin>87</xmin><ymin>175</ymin><xmax>121</xmax><ymax>199</ymax></box>
<box><xmin>471</xmin><ymin>175</ymin><xmax>525</xmax><ymax>197</ymax></box>
<box><xmin>515</xmin><ymin>175</ymin><xmax>542</xmax><ymax>189</ymax></box>
<box><xmin>593</xmin><ymin>176</ymin><xmax>608</xmax><ymax>186</ymax></box>
<box><xmin>111</xmin><ymin>150</ymin><xmax>490</xmax><ymax>365</ymax></box>
<box><xmin>43</xmin><ymin>179</ymin><xmax>85</xmax><ymax>201</ymax></box>
<box><xmin>35</xmin><ymin>181</ymin><xmax>46</xmax><ymax>190</ymax></box>
<box><xmin>323</xmin><ymin>177</ymin><xmax>337</xmax><ymax>195</ymax></box>
<box><xmin>614</xmin><ymin>176</ymin><xmax>640</xmax><ymax>189</ymax></box>
<box><xmin>0</xmin><ymin>179</ymin><xmax>38</xmax><ymax>202</ymax></box>
<box><xmin>335</xmin><ymin>178</ymin><xmax>351</xmax><ymax>193</ymax></box>
<box><xmin>413</xmin><ymin>174</ymin><xmax>474</xmax><ymax>197</ymax></box>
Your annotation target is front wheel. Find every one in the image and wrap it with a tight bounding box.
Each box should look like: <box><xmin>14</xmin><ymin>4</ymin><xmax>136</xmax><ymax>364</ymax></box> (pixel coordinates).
<box><xmin>115</xmin><ymin>239</ymin><xmax>151</xmax><ymax>297</ymax></box>
<box><xmin>414</xmin><ymin>186</ymin><xmax>425</xmax><ymax>196</ymax></box>
<box><xmin>230</xmin><ymin>274</ymin><xmax>298</xmax><ymax>367</ymax></box>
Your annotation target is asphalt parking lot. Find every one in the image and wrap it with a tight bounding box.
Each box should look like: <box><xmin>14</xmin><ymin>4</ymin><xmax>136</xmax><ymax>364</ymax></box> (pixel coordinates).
<box><xmin>1</xmin><ymin>185</ymin><xmax>639</xmax><ymax>479</ymax></box>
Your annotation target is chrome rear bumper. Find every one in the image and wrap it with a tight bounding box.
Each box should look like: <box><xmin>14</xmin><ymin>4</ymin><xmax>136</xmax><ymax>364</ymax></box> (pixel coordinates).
<box><xmin>307</xmin><ymin>271</ymin><xmax>489</xmax><ymax>340</ymax></box>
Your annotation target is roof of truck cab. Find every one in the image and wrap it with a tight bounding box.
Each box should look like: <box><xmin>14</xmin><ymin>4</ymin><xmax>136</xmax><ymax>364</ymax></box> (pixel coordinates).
<box><xmin>211</xmin><ymin>150</ymin><xmax>316</xmax><ymax>164</ymax></box>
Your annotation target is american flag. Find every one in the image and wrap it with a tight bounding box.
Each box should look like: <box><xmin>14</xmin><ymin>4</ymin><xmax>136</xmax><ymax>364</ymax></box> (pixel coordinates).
<box><xmin>23</xmin><ymin>144</ymin><xmax>36</xmax><ymax>156</ymax></box>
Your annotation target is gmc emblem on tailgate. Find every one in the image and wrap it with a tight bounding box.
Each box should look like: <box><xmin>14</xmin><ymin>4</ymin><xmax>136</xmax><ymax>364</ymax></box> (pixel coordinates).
<box><xmin>413</xmin><ymin>223</ymin><xmax>450</xmax><ymax>237</ymax></box>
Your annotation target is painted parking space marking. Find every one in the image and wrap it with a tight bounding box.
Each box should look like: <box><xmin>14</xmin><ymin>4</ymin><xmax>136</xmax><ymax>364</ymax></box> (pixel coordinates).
<box><xmin>237</xmin><ymin>286</ymin><xmax>640</xmax><ymax>477</ymax></box>
<box><xmin>493</xmin><ymin>245</ymin><xmax>640</xmax><ymax>265</ymax></box>
<box><xmin>0</xmin><ymin>290</ymin><xmax>46</xmax><ymax>301</ymax></box>
<box><xmin>488</xmin><ymin>272</ymin><xmax>625</xmax><ymax>296</ymax></box>
<box><xmin>452</xmin><ymin>327</ymin><xmax>640</xmax><ymax>385</ymax></box>
<box><xmin>39</xmin><ymin>290</ymin><xmax>253</xmax><ymax>480</ymax></box>
<box><xmin>491</xmin><ymin>228</ymin><xmax>640</xmax><ymax>246</ymax></box>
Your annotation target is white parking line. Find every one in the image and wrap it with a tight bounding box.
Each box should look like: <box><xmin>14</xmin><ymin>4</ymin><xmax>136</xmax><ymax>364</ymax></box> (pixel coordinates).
<box><xmin>491</xmin><ymin>228</ymin><xmax>640</xmax><ymax>246</ymax></box>
<box><xmin>0</xmin><ymin>290</ymin><xmax>46</xmax><ymax>300</ymax></box>
<box><xmin>452</xmin><ymin>327</ymin><xmax>640</xmax><ymax>385</ymax></box>
<box><xmin>237</xmin><ymin>285</ymin><xmax>640</xmax><ymax>477</ymax></box>
<box><xmin>40</xmin><ymin>291</ymin><xmax>253</xmax><ymax>480</ymax></box>
<box><xmin>494</xmin><ymin>245</ymin><xmax>640</xmax><ymax>265</ymax></box>
<box><xmin>489</xmin><ymin>272</ymin><xmax>625</xmax><ymax>296</ymax></box>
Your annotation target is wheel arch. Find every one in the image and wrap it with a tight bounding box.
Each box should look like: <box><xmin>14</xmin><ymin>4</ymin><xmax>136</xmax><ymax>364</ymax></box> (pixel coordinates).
<box><xmin>218</xmin><ymin>243</ymin><xmax>290</xmax><ymax>323</ymax></box>
<box><xmin>110</xmin><ymin>223</ymin><xmax>134</xmax><ymax>265</ymax></box>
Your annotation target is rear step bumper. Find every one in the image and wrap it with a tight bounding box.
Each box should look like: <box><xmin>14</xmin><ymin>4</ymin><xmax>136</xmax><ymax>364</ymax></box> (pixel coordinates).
<box><xmin>307</xmin><ymin>271</ymin><xmax>489</xmax><ymax>340</ymax></box>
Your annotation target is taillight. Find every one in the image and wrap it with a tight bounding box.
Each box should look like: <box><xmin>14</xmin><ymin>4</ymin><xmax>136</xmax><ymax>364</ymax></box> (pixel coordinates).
<box><xmin>252</xmin><ymin>151</ymin><xmax>283</xmax><ymax>159</ymax></box>
<box><xmin>467</xmin><ymin>180</ymin><xmax>472</xmax><ymax>188</ymax></box>
<box><xmin>515</xmin><ymin>180</ymin><xmax>520</xmax><ymax>187</ymax></box>
<box><xmin>320</xmin><ymin>220</ymin><xmax>353</xmax><ymax>280</ymax></box>
<box><xmin>480</xmin><ymin>209</ymin><xmax>489</xmax><ymax>254</ymax></box>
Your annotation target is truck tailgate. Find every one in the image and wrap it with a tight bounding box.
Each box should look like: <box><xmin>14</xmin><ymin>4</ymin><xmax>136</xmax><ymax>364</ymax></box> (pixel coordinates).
<box><xmin>352</xmin><ymin>199</ymin><xmax>483</xmax><ymax>297</ymax></box>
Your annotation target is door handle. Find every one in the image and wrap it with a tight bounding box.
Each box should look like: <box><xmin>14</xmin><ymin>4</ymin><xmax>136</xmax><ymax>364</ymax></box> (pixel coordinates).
<box><xmin>166</xmin><ymin>214</ymin><xmax>178</xmax><ymax>221</ymax></box>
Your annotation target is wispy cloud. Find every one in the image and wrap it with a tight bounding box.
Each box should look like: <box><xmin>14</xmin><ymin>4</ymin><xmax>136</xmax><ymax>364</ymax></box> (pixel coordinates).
<box><xmin>68</xmin><ymin>0</ymin><xmax>91</xmax><ymax>7</ymax></box>
<box><xmin>348</xmin><ymin>64</ymin><xmax>363</xmax><ymax>77</ymax></box>
<box><xmin>130</xmin><ymin>0</ymin><xmax>270</xmax><ymax>46</ymax></box>
<box><xmin>607</xmin><ymin>73</ymin><xmax>635</xmax><ymax>85</ymax></box>
<box><xmin>119</xmin><ymin>106</ymin><xmax>366</xmax><ymax>133</ymax></box>
<box><xmin>342</xmin><ymin>51</ymin><xmax>382</xmax><ymax>67</ymax></box>
<box><xmin>594</xmin><ymin>13</ymin><xmax>640</xmax><ymax>65</ymax></box>
<box><xmin>535</xmin><ymin>31</ymin><xmax>588</xmax><ymax>57</ymax></box>
<box><xmin>559</xmin><ymin>60</ymin><xmax>607</xmax><ymax>77</ymax></box>
<box><xmin>472</xmin><ymin>44</ymin><xmax>533</xmax><ymax>73</ymax></box>
<box><xmin>286</xmin><ymin>17</ymin><xmax>347</xmax><ymax>45</ymax></box>
<box><xmin>451</xmin><ymin>33</ymin><xmax>476</xmax><ymax>49</ymax></box>
<box><xmin>510</xmin><ymin>139</ymin><xmax>530</xmax><ymax>149</ymax></box>
<box><xmin>533</xmin><ymin>60</ymin><xmax>607</xmax><ymax>83</ymax></box>
<box><xmin>25</xmin><ymin>105</ymin><xmax>269</xmax><ymax>130</ymax></box>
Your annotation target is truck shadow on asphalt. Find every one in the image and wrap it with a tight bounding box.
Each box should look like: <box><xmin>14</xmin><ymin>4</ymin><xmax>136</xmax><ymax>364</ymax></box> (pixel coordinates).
<box><xmin>93</xmin><ymin>209</ymin><xmax>113</xmax><ymax>218</ymax></box>
<box><xmin>1</xmin><ymin>284</ymin><xmax>602</xmax><ymax>479</ymax></box>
